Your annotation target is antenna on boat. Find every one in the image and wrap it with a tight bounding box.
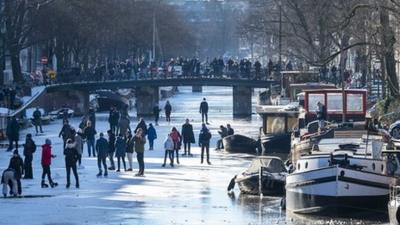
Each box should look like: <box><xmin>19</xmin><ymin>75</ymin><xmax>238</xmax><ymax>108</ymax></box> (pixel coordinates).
<box><xmin>365</xmin><ymin>121</ymin><xmax>370</xmax><ymax>158</ymax></box>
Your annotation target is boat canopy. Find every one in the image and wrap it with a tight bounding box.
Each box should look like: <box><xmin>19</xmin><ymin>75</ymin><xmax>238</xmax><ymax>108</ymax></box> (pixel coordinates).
<box><xmin>246</xmin><ymin>157</ymin><xmax>287</xmax><ymax>174</ymax></box>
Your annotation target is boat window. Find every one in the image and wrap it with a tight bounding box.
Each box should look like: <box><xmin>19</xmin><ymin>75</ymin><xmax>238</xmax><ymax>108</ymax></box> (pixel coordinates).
<box><xmin>308</xmin><ymin>94</ymin><xmax>325</xmax><ymax>112</ymax></box>
<box><xmin>347</xmin><ymin>94</ymin><xmax>363</xmax><ymax>112</ymax></box>
<box><xmin>297</xmin><ymin>163</ymin><xmax>300</xmax><ymax>170</ymax></box>
<box><xmin>381</xmin><ymin>164</ymin><xmax>384</xmax><ymax>172</ymax></box>
<box><xmin>327</xmin><ymin>93</ymin><xmax>343</xmax><ymax>113</ymax></box>
<box><xmin>305</xmin><ymin>162</ymin><xmax>308</xmax><ymax>169</ymax></box>
<box><xmin>372</xmin><ymin>163</ymin><xmax>375</xmax><ymax>171</ymax></box>
<box><xmin>266</xmin><ymin>116</ymin><xmax>285</xmax><ymax>134</ymax></box>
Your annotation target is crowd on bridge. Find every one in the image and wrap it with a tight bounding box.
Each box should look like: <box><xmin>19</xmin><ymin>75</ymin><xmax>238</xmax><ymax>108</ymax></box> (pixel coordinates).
<box><xmin>31</xmin><ymin>57</ymin><xmax>297</xmax><ymax>84</ymax></box>
<box><xmin>1</xmin><ymin>97</ymin><xmax>237</xmax><ymax>197</ymax></box>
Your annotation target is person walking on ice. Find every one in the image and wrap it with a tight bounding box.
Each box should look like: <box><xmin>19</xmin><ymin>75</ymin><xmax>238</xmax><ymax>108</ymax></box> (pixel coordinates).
<box><xmin>96</xmin><ymin>133</ymin><xmax>109</xmax><ymax>177</ymax></box>
<box><xmin>200</xmin><ymin>98</ymin><xmax>209</xmax><ymax>124</ymax></box>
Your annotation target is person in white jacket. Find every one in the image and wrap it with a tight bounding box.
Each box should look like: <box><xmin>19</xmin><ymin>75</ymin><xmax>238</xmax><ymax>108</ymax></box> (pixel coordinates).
<box><xmin>162</xmin><ymin>134</ymin><xmax>175</xmax><ymax>167</ymax></box>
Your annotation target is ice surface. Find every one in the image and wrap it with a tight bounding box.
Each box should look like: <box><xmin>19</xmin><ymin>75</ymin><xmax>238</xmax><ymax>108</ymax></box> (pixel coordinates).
<box><xmin>0</xmin><ymin>87</ymin><xmax>386</xmax><ymax>225</ymax></box>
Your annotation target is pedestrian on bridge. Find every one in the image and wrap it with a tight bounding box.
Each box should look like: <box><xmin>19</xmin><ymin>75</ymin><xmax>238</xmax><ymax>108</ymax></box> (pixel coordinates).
<box><xmin>200</xmin><ymin>98</ymin><xmax>209</xmax><ymax>124</ymax></box>
<box><xmin>164</xmin><ymin>101</ymin><xmax>172</xmax><ymax>122</ymax></box>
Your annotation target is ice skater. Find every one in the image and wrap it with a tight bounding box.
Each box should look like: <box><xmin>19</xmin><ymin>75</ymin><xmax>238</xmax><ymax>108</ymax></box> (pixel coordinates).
<box><xmin>64</xmin><ymin>139</ymin><xmax>80</xmax><ymax>188</ymax></box>
<box><xmin>162</xmin><ymin>134</ymin><xmax>175</xmax><ymax>167</ymax></box>
<box><xmin>41</xmin><ymin>139</ymin><xmax>57</xmax><ymax>188</ymax></box>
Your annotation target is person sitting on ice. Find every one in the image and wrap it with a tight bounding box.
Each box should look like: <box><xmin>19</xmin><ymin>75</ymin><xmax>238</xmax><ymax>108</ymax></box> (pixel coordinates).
<box><xmin>1</xmin><ymin>168</ymin><xmax>18</xmax><ymax>197</ymax></box>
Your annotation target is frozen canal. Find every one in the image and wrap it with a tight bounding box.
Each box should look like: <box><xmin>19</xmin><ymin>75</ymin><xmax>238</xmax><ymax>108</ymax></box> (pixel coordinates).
<box><xmin>0</xmin><ymin>87</ymin><xmax>389</xmax><ymax>225</ymax></box>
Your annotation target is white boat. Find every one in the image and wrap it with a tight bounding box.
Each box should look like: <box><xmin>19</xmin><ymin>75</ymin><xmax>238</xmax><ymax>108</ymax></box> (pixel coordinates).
<box><xmin>286</xmin><ymin>138</ymin><xmax>398</xmax><ymax>214</ymax></box>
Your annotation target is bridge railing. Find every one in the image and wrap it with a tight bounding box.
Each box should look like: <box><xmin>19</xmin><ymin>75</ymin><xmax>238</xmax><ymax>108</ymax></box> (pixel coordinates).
<box><xmin>48</xmin><ymin>68</ymin><xmax>279</xmax><ymax>85</ymax></box>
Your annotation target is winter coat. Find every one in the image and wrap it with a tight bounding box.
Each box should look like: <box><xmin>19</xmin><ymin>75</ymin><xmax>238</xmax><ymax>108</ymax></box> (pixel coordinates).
<box><xmin>1</xmin><ymin>168</ymin><xmax>16</xmax><ymax>184</ymax></box>
<box><xmin>33</xmin><ymin>109</ymin><xmax>42</xmax><ymax>123</ymax></box>
<box><xmin>164</xmin><ymin>137</ymin><xmax>174</xmax><ymax>151</ymax></box>
<box><xmin>153</xmin><ymin>106</ymin><xmax>161</xmax><ymax>116</ymax></box>
<box><xmin>115</xmin><ymin>137</ymin><xmax>126</xmax><ymax>157</ymax></box>
<box><xmin>200</xmin><ymin>101</ymin><xmax>209</xmax><ymax>114</ymax></box>
<box><xmin>164</xmin><ymin>103</ymin><xmax>172</xmax><ymax>114</ymax></box>
<box><xmin>199</xmin><ymin>128</ymin><xmax>212</xmax><ymax>145</ymax></box>
<box><xmin>170</xmin><ymin>130</ymin><xmax>181</xmax><ymax>150</ymax></box>
<box><xmin>126</xmin><ymin>136</ymin><xmax>134</xmax><ymax>153</ymax></box>
<box><xmin>108</xmin><ymin>133</ymin><xmax>116</xmax><ymax>153</ymax></box>
<box><xmin>147</xmin><ymin>126</ymin><xmax>157</xmax><ymax>141</ymax></box>
<box><xmin>119</xmin><ymin>117</ymin><xmax>131</xmax><ymax>136</ymax></box>
<box><xmin>84</xmin><ymin>126</ymin><xmax>97</xmax><ymax>140</ymax></box>
<box><xmin>96</xmin><ymin>137</ymin><xmax>109</xmax><ymax>158</ymax></box>
<box><xmin>135</xmin><ymin>121</ymin><xmax>148</xmax><ymax>136</ymax></box>
<box><xmin>6</xmin><ymin>118</ymin><xmax>20</xmax><ymax>140</ymax></box>
<box><xmin>218</xmin><ymin>127</ymin><xmax>228</xmax><ymax>138</ymax></box>
<box><xmin>181</xmin><ymin>123</ymin><xmax>195</xmax><ymax>143</ymax></box>
<box><xmin>41</xmin><ymin>144</ymin><xmax>53</xmax><ymax>166</ymax></box>
<box><xmin>227</xmin><ymin>127</ymin><xmax>234</xmax><ymax>136</ymax></box>
<box><xmin>59</xmin><ymin>124</ymin><xmax>73</xmax><ymax>140</ymax></box>
<box><xmin>23</xmin><ymin>138</ymin><xmax>36</xmax><ymax>156</ymax></box>
<box><xmin>74</xmin><ymin>135</ymin><xmax>83</xmax><ymax>155</ymax></box>
<box><xmin>134</xmin><ymin>135</ymin><xmax>146</xmax><ymax>153</ymax></box>
<box><xmin>8</xmin><ymin>155</ymin><xmax>24</xmax><ymax>179</ymax></box>
<box><xmin>64</xmin><ymin>143</ymin><xmax>79</xmax><ymax>166</ymax></box>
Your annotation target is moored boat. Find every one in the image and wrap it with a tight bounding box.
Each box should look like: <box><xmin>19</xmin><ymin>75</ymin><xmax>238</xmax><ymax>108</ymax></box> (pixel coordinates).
<box><xmin>228</xmin><ymin>156</ymin><xmax>287</xmax><ymax>196</ymax></box>
<box><xmin>286</xmin><ymin>138</ymin><xmax>397</xmax><ymax>214</ymax></box>
<box><xmin>223</xmin><ymin>134</ymin><xmax>257</xmax><ymax>154</ymax></box>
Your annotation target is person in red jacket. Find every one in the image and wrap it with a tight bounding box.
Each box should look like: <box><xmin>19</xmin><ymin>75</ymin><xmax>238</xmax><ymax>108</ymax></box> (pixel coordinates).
<box><xmin>41</xmin><ymin>139</ymin><xmax>57</xmax><ymax>188</ymax></box>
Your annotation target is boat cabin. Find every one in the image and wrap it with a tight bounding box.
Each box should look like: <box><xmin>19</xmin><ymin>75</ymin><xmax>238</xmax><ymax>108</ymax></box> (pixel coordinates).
<box><xmin>304</xmin><ymin>89</ymin><xmax>367</xmax><ymax>123</ymax></box>
<box><xmin>256</xmin><ymin>106</ymin><xmax>300</xmax><ymax>136</ymax></box>
<box><xmin>256</xmin><ymin>105</ymin><xmax>300</xmax><ymax>154</ymax></box>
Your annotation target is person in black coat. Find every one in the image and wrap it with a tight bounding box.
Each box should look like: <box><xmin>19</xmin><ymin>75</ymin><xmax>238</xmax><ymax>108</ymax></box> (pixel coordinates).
<box><xmin>153</xmin><ymin>104</ymin><xmax>161</xmax><ymax>125</ymax></box>
<box><xmin>181</xmin><ymin>119</ymin><xmax>195</xmax><ymax>156</ymax></box>
<box><xmin>107</xmin><ymin>130</ymin><xmax>116</xmax><ymax>170</ymax></box>
<box><xmin>8</xmin><ymin>150</ymin><xmax>24</xmax><ymax>195</ymax></box>
<box><xmin>198</xmin><ymin>124</ymin><xmax>212</xmax><ymax>165</ymax></box>
<box><xmin>64</xmin><ymin>139</ymin><xmax>80</xmax><ymax>188</ymax></box>
<box><xmin>227</xmin><ymin>124</ymin><xmax>234</xmax><ymax>136</ymax></box>
<box><xmin>199</xmin><ymin>98</ymin><xmax>209</xmax><ymax>124</ymax></box>
<box><xmin>59</xmin><ymin>120</ymin><xmax>73</xmax><ymax>149</ymax></box>
<box><xmin>23</xmin><ymin>134</ymin><xmax>36</xmax><ymax>179</ymax></box>
<box><xmin>88</xmin><ymin>108</ymin><xmax>96</xmax><ymax>129</ymax></box>
<box><xmin>164</xmin><ymin>101</ymin><xmax>172</xmax><ymax>122</ymax></box>
<box><xmin>135</xmin><ymin>118</ymin><xmax>148</xmax><ymax>137</ymax></box>
<box><xmin>6</xmin><ymin>116</ymin><xmax>20</xmax><ymax>152</ymax></box>
<box><xmin>33</xmin><ymin>107</ymin><xmax>43</xmax><ymax>134</ymax></box>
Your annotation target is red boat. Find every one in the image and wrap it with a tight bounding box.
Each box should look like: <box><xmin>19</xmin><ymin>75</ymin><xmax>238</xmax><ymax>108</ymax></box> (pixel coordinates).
<box><xmin>304</xmin><ymin>89</ymin><xmax>367</xmax><ymax>123</ymax></box>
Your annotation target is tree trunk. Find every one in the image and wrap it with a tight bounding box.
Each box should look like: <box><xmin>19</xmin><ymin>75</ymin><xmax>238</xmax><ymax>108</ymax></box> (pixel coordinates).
<box><xmin>10</xmin><ymin>51</ymin><xmax>23</xmax><ymax>83</ymax></box>
<box><xmin>380</xmin><ymin>8</ymin><xmax>399</xmax><ymax>97</ymax></box>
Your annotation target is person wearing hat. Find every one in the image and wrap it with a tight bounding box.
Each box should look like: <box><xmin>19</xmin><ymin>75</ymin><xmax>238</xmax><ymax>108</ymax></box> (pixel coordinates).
<box><xmin>23</xmin><ymin>134</ymin><xmax>36</xmax><ymax>179</ymax></box>
<box><xmin>8</xmin><ymin>150</ymin><xmax>24</xmax><ymax>195</ymax></box>
<box><xmin>96</xmin><ymin>133</ymin><xmax>109</xmax><ymax>177</ymax></box>
<box><xmin>41</xmin><ymin>139</ymin><xmax>57</xmax><ymax>188</ymax></box>
<box><xmin>64</xmin><ymin>139</ymin><xmax>80</xmax><ymax>188</ymax></box>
